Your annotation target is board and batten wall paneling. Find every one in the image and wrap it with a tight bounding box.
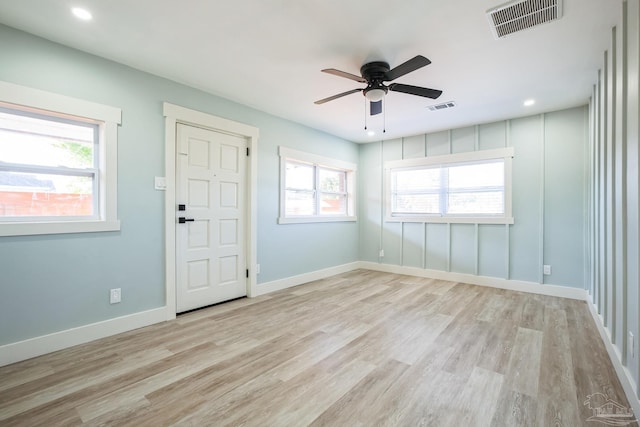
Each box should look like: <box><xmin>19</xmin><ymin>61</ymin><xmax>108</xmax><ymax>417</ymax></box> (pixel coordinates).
<box><xmin>589</xmin><ymin>0</ymin><xmax>640</xmax><ymax>398</ymax></box>
<box><xmin>402</xmin><ymin>223</ymin><xmax>425</xmax><ymax>269</ymax></box>
<box><xmin>479</xmin><ymin>121</ymin><xmax>507</xmax><ymax>150</ymax></box>
<box><xmin>425</xmin><ymin>223</ymin><xmax>449</xmax><ymax>272</ymax></box>
<box><xmin>451</xmin><ymin>126</ymin><xmax>476</xmax><ymax>154</ymax></box>
<box><xmin>625</xmin><ymin>0</ymin><xmax>640</xmax><ymax>384</ymax></box>
<box><xmin>426</xmin><ymin>130</ymin><xmax>450</xmax><ymax>156</ymax></box>
<box><xmin>543</xmin><ymin>108</ymin><xmax>588</xmax><ymax>288</ymax></box>
<box><xmin>595</xmin><ymin>76</ymin><xmax>602</xmax><ymax>312</ymax></box>
<box><xmin>509</xmin><ymin>115</ymin><xmax>543</xmax><ymax>282</ymax></box>
<box><xmin>381</xmin><ymin>139</ymin><xmax>403</xmax><ymax>266</ymax></box>
<box><xmin>607</xmin><ymin>27</ymin><xmax>618</xmax><ymax>342</ymax></box>
<box><xmin>600</xmin><ymin>55</ymin><xmax>610</xmax><ymax>328</ymax></box>
<box><xmin>358</xmin><ymin>106</ymin><xmax>588</xmax><ymax>288</ymax></box>
<box><xmin>402</xmin><ymin>134</ymin><xmax>426</xmax><ymax>159</ymax></box>
<box><xmin>450</xmin><ymin>224</ymin><xmax>476</xmax><ymax>275</ymax></box>
<box><xmin>589</xmin><ymin>91</ymin><xmax>597</xmax><ymax>307</ymax></box>
<box><xmin>478</xmin><ymin>225</ymin><xmax>508</xmax><ymax>279</ymax></box>
<box><xmin>615</xmin><ymin>4</ymin><xmax>629</xmax><ymax>359</ymax></box>
<box><xmin>358</xmin><ymin>142</ymin><xmax>384</xmax><ymax>263</ymax></box>
<box><xmin>401</xmin><ymin>135</ymin><xmax>427</xmax><ymax>269</ymax></box>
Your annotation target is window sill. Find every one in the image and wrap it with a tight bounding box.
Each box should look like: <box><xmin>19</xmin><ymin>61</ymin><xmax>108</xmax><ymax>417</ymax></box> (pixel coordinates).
<box><xmin>385</xmin><ymin>216</ymin><xmax>514</xmax><ymax>225</ymax></box>
<box><xmin>0</xmin><ymin>220</ymin><xmax>121</xmax><ymax>237</ymax></box>
<box><xmin>278</xmin><ymin>216</ymin><xmax>357</xmax><ymax>225</ymax></box>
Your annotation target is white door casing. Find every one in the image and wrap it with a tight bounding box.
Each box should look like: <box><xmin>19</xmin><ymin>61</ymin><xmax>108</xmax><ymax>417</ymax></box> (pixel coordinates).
<box><xmin>175</xmin><ymin>123</ymin><xmax>248</xmax><ymax>312</ymax></box>
<box><xmin>164</xmin><ymin>103</ymin><xmax>258</xmax><ymax>320</ymax></box>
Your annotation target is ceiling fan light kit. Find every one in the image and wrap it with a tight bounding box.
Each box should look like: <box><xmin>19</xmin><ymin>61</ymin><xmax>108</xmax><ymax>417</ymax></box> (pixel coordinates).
<box><xmin>315</xmin><ymin>55</ymin><xmax>443</xmax><ymax>117</ymax></box>
<box><xmin>364</xmin><ymin>88</ymin><xmax>386</xmax><ymax>102</ymax></box>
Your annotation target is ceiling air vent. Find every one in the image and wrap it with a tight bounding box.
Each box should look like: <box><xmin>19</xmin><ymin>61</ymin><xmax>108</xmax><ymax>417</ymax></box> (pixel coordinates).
<box><xmin>427</xmin><ymin>101</ymin><xmax>456</xmax><ymax>111</ymax></box>
<box><xmin>487</xmin><ymin>0</ymin><xmax>563</xmax><ymax>39</ymax></box>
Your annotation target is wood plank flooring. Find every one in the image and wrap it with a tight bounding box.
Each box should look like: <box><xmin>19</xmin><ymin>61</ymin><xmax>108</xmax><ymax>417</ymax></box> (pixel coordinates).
<box><xmin>0</xmin><ymin>270</ymin><xmax>634</xmax><ymax>426</ymax></box>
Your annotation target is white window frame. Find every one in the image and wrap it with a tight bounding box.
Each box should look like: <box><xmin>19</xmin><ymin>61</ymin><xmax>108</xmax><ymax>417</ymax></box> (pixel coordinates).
<box><xmin>385</xmin><ymin>147</ymin><xmax>514</xmax><ymax>224</ymax></box>
<box><xmin>278</xmin><ymin>146</ymin><xmax>357</xmax><ymax>224</ymax></box>
<box><xmin>0</xmin><ymin>81</ymin><xmax>121</xmax><ymax>236</ymax></box>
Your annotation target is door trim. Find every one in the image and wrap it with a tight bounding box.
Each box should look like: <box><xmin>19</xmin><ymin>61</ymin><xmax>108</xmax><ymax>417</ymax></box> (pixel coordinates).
<box><xmin>163</xmin><ymin>102</ymin><xmax>258</xmax><ymax>320</ymax></box>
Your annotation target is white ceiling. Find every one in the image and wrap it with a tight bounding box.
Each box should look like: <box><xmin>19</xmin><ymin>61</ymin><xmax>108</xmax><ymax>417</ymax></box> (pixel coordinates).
<box><xmin>0</xmin><ymin>0</ymin><xmax>622</xmax><ymax>143</ymax></box>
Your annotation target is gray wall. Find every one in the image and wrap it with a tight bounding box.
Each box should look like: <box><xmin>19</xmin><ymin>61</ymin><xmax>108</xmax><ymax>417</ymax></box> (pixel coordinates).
<box><xmin>359</xmin><ymin>106</ymin><xmax>589</xmax><ymax>288</ymax></box>
<box><xmin>590</xmin><ymin>0</ymin><xmax>640</xmax><ymax>396</ymax></box>
<box><xmin>0</xmin><ymin>24</ymin><xmax>359</xmax><ymax>346</ymax></box>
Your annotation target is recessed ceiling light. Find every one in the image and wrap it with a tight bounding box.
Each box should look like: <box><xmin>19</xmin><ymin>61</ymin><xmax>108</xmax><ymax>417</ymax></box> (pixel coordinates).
<box><xmin>367</xmin><ymin>130</ymin><xmax>376</xmax><ymax>136</ymax></box>
<box><xmin>72</xmin><ymin>7</ymin><xmax>93</xmax><ymax>21</ymax></box>
<box><xmin>523</xmin><ymin>99</ymin><xmax>535</xmax><ymax>107</ymax></box>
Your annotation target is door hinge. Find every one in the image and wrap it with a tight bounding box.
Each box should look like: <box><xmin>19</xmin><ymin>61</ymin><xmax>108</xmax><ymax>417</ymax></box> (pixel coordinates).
<box><xmin>246</xmin><ymin>147</ymin><xmax>250</xmax><ymax>156</ymax></box>
<box><xmin>246</xmin><ymin>269</ymin><xmax>249</xmax><ymax>278</ymax></box>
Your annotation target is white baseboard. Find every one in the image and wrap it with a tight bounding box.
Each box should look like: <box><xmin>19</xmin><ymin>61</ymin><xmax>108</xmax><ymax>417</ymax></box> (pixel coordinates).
<box><xmin>0</xmin><ymin>307</ymin><xmax>166</xmax><ymax>367</ymax></box>
<box><xmin>255</xmin><ymin>261</ymin><xmax>588</xmax><ymax>300</ymax></box>
<box><xmin>586</xmin><ymin>297</ymin><xmax>640</xmax><ymax>417</ymax></box>
<box><xmin>358</xmin><ymin>262</ymin><xmax>588</xmax><ymax>300</ymax></box>
<box><xmin>254</xmin><ymin>262</ymin><xmax>361</xmax><ymax>296</ymax></box>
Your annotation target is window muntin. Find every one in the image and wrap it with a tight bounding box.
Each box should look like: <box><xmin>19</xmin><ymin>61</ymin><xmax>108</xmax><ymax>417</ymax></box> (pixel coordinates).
<box><xmin>279</xmin><ymin>147</ymin><xmax>356</xmax><ymax>224</ymax></box>
<box><xmin>0</xmin><ymin>107</ymin><xmax>99</xmax><ymax>220</ymax></box>
<box><xmin>386</xmin><ymin>148</ymin><xmax>513</xmax><ymax>224</ymax></box>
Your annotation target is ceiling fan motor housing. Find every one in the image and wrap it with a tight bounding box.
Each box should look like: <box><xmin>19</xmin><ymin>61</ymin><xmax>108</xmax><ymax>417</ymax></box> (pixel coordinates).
<box><xmin>361</xmin><ymin>61</ymin><xmax>390</xmax><ymax>100</ymax></box>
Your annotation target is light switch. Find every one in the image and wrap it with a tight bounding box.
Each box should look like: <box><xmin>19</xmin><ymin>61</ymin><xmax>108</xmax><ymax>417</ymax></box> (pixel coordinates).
<box><xmin>155</xmin><ymin>176</ymin><xmax>167</xmax><ymax>190</ymax></box>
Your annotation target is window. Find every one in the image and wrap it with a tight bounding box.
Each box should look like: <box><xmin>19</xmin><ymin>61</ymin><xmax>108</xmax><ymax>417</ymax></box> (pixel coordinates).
<box><xmin>279</xmin><ymin>146</ymin><xmax>356</xmax><ymax>224</ymax></box>
<box><xmin>386</xmin><ymin>148</ymin><xmax>514</xmax><ymax>224</ymax></box>
<box><xmin>0</xmin><ymin>81</ymin><xmax>121</xmax><ymax>236</ymax></box>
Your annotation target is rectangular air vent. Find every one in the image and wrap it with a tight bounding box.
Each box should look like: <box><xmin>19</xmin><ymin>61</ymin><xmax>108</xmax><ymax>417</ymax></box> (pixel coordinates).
<box><xmin>427</xmin><ymin>101</ymin><xmax>456</xmax><ymax>111</ymax></box>
<box><xmin>487</xmin><ymin>0</ymin><xmax>563</xmax><ymax>39</ymax></box>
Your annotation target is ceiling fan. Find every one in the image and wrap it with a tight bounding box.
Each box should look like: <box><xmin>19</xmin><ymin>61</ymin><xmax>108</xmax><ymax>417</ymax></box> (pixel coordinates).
<box><xmin>314</xmin><ymin>55</ymin><xmax>443</xmax><ymax>115</ymax></box>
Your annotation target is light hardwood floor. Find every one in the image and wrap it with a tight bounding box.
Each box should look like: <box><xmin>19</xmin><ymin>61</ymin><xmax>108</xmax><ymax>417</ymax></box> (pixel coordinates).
<box><xmin>0</xmin><ymin>270</ymin><xmax>634</xmax><ymax>426</ymax></box>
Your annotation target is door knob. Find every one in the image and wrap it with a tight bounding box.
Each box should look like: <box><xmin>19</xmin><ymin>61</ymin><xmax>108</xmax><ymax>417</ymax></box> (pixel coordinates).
<box><xmin>178</xmin><ymin>217</ymin><xmax>195</xmax><ymax>224</ymax></box>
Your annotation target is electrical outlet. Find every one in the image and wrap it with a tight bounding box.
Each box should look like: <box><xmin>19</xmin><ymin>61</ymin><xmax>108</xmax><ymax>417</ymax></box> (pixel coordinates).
<box><xmin>630</xmin><ymin>332</ymin><xmax>635</xmax><ymax>358</ymax></box>
<box><xmin>256</xmin><ymin>264</ymin><xmax>261</xmax><ymax>274</ymax></box>
<box><xmin>379</xmin><ymin>249</ymin><xmax>384</xmax><ymax>258</ymax></box>
<box><xmin>543</xmin><ymin>265</ymin><xmax>551</xmax><ymax>275</ymax></box>
<box><xmin>110</xmin><ymin>288</ymin><xmax>121</xmax><ymax>304</ymax></box>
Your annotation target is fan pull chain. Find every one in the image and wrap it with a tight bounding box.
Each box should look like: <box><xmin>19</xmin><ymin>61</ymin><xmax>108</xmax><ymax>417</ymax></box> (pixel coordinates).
<box><xmin>383</xmin><ymin>100</ymin><xmax>386</xmax><ymax>134</ymax></box>
<box><xmin>364</xmin><ymin>98</ymin><xmax>368</xmax><ymax>131</ymax></box>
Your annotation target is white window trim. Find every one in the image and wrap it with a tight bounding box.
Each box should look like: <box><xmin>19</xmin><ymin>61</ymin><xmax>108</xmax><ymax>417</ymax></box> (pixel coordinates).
<box><xmin>0</xmin><ymin>81</ymin><xmax>121</xmax><ymax>236</ymax></box>
<box><xmin>278</xmin><ymin>146</ymin><xmax>357</xmax><ymax>224</ymax></box>
<box><xmin>384</xmin><ymin>147</ymin><xmax>514</xmax><ymax>224</ymax></box>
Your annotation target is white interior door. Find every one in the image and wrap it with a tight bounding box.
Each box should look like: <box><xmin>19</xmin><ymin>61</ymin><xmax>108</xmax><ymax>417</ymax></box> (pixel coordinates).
<box><xmin>176</xmin><ymin>123</ymin><xmax>247</xmax><ymax>312</ymax></box>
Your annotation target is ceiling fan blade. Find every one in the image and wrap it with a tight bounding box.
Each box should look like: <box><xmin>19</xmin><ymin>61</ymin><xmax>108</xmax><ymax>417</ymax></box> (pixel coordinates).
<box><xmin>314</xmin><ymin>88</ymin><xmax>363</xmax><ymax>105</ymax></box>
<box><xmin>321</xmin><ymin>68</ymin><xmax>367</xmax><ymax>83</ymax></box>
<box><xmin>384</xmin><ymin>55</ymin><xmax>432</xmax><ymax>81</ymax></box>
<box><xmin>389</xmin><ymin>83</ymin><xmax>442</xmax><ymax>99</ymax></box>
<box><xmin>370</xmin><ymin>100</ymin><xmax>382</xmax><ymax>116</ymax></box>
